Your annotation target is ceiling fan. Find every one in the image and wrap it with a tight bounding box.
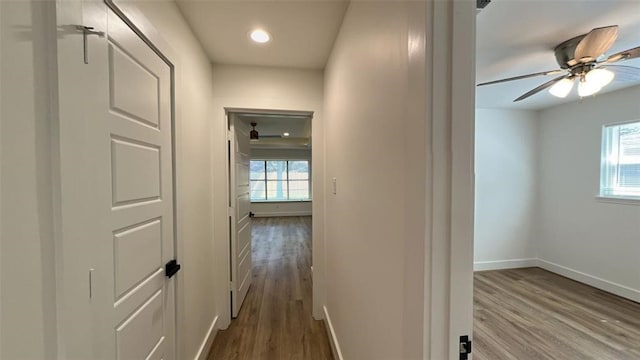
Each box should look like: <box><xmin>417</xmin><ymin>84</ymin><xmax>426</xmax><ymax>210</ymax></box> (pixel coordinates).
<box><xmin>248</xmin><ymin>122</ymin><xmax>293</xmax><ymax>140</ymax></box>
<box><xmin>478</xmin><ymin>25</ymin><xmax>640</xmax><ymax>102</ymax></box>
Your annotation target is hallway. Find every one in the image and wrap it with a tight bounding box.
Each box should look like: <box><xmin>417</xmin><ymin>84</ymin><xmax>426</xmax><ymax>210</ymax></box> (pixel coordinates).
<box><xmin>208</xmin><ymin>217</ymin><xmax>333</xmax><ymax>359</ymax></box>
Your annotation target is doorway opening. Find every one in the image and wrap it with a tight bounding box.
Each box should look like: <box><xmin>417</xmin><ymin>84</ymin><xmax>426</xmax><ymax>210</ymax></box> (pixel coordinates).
<box><xmin>474</xmin><ymin>2</ymin><xmax>640</xmax><ymax>358</ymax></box>
<box><xmin>211</xmin><ymin>109</ymin><xmax>330</xmax><ymax>357</ymax></box>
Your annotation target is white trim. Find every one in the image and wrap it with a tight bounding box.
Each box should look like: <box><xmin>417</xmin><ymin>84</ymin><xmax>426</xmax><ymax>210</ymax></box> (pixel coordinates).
<box><xmin>253</xmin><ymin>211</ymin><xmax>312</xmax><ymax>218</ymax></box>
<box><xmin>601</xmin><ymin>118</ymin><xmax>640</xmax><ymax>127</ymax></box>
<box><xmin>225</xmin><ymin>107</ymin><xmax>314</xmax><ymax>118</ymax></box>
<box><xmin>194</xmin><ymin>316</ymin><xmax>218</xmax><ymax>360</ymax></box>
<box><xmin>537</xmin><ymin>259</ymin><xmax>640</xmax><ymax>303</ymax></box>
<box><xmin>473</xmin><ymin>258</ymin><xmax>538</xmax><ymax>272</ymax></box>
<box><xmin>322</xmin><ymin>306</ymin><xmax>343</xmax><ymax>360</ymax></box>
<box><xmin>595</xmin><ymin>195</ymin><xmax>640</xmax><ymax>205</ymax></box>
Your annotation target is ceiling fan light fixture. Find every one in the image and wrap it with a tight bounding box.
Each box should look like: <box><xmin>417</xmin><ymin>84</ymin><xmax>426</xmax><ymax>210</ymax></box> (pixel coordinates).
<box><xmin>585</xmin><ymin>68</ymin><xmax>615</xmax><ymax>88</ymax></box>
<box><xmin>577</xmin><ymin>77</ymin><xmax>602</xmax><ymax>97</ymax></box>
<box><xmin>549</xmin><ymin>77</ymin><xmax>574</xmax><ymax>98</ymax></box>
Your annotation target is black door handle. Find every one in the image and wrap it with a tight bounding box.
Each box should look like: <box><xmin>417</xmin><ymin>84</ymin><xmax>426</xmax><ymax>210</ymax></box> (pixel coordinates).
<box><xmin>165</xmin><ymin>259</ymin><xmax>181</xmax><ymax>278</ymax></box>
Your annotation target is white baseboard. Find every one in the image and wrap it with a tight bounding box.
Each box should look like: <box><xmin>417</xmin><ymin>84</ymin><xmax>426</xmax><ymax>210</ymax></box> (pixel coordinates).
<box><xmin>195</xmin><ymin>316</ymin><xmax>218</xmax><ymax>360</ymax></box>
<box><xmin>323</xmin><ymin>306</ymin><xmax>344</xmax><ymax>360</ymax></box>
<box><xmin>253</xmin><ymin>211</ymin><xmax>312</xmax><ymax>217</ymax></box>
<box><xmin>474</xmin><ymin>258</ymin><xmax>538</xmax><ymax>271</ymax></box>
<box><xmin>537</xmin><ymin>259</ymin><xmax>640</xmax><ymax>303</ymax></box>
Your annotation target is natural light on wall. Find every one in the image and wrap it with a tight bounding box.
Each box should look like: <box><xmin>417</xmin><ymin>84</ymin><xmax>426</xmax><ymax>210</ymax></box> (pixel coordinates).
<box><xmin>600</xmin><ymin>120</ymin><xmax>640</xmax><ymax>199</ymax></box>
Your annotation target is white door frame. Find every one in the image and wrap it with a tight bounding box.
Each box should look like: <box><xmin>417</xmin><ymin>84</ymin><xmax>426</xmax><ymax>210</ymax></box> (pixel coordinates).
<box><xmin>424</xmin><ymin>0</ymin><xmax>476</xmax><ymax>359</ymax></box>
<box><xmin>54</xmin><ymin>0</ymin><xmax>182</xmax><ymax>358</ymax></box>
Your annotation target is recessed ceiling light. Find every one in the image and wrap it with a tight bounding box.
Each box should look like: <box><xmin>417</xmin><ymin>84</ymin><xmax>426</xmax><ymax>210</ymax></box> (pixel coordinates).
<box><xmin>250</xmin><ymin>29</ymin><xmax>271</xmax><ymax>44</ymax></box>
<box><xmin>283</xmin><ymin>132</ymin><xmax>290</xmax><ymax>137</ymax></box>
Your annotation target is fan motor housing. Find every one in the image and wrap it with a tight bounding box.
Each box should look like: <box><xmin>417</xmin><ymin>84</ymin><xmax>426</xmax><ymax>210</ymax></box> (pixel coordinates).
<box><xmin>554</xmin><ymin>34</ymin><xmax>587</xmax><ymax>69</ymax></box>
<box><xmin>476</xmin><ymin>0</ymin><xmax>491</xmax><ymax>9</ymax></box>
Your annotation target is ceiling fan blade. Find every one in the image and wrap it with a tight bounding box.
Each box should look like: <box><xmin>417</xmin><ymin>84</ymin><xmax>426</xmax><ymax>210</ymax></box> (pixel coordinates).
<box><xmin>605</xmin><ymin>45</ymin><xmax>640</xmax><ymax>63</ymax></box>
<box><xmin>574</xmin><ymin>25</ymin><xmax>618</xmax><ymax>63</ymax></box>
<box><xmin>513</xmin><ymin>75</ymin><xmax>569</xmax><ymax>102</ymax></box>
<box><xmin>477</xmin><ymin>69</ymin><xmax>564</xmax><ymax>86</ymax></box>
<box><xmin>599</xmin><ymin>65</ymin><xmax>640</xmax><ymax>82</ymax></box>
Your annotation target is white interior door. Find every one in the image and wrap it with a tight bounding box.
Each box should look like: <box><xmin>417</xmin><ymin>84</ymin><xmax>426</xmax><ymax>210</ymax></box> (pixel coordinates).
<box><xmin>229</xmin><ymin>115</ymin><xmax>252</xmax><ymax>318</ymax></box>
<box><xmin>84</xmin><ymin>5</ymin><xmax>176</xmax><ymax>359</ymax></box>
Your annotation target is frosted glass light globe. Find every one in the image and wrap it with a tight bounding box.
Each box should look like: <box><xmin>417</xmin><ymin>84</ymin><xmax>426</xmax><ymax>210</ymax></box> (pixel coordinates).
<box><xmin>578</xmin><ymin>78</ymin><xmax>602</xmax><ymax>97</ymax></box>
<box><xmin>549</xmin><ymin>78</ymin><xmax>574</xmax><ymax>98</ymax></box>
<box><xmin>585</xmin><ymin>68</ymin><xmax>614</xmax><ymax>88</ymax></box>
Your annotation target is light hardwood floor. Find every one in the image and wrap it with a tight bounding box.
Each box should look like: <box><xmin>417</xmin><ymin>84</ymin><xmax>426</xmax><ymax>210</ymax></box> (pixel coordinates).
<box><xmin>475</xmin><ymin>267</ymin><xmax>640</xmax><ymax>360</ymax></box>
<box><xmin>207</xmin><ymin>216</ymin><xmax>333</xmax><ymax>360</ymax></box>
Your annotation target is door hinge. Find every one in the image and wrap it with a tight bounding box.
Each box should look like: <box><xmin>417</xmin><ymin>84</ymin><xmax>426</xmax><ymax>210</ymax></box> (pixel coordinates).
<box><xmin>75</xmin><ymin>25</ymin><xmax>104</xmax><ymax>64</ymax></box>
<box><xmin>229</xmin><ymin>281</ymin><xmax>233</xmax><ymax>291</ymax></box>
<box><xmin>165</xmin><ymin>259</ymin><xmax>181</xmax><ymax>278</ymax></box>
<box><xmin>460</xmin><ymin>335</ymin><xmax>472</xmax><ymax>360</ymax></box>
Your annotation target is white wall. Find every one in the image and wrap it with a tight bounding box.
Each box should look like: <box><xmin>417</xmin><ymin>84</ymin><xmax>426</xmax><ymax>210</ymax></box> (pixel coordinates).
<box><xmin>251</xmin><ymin>148</ymin><xmax>310</xmax><ymax>160</ymax></box>
<box><xmin>251</xmin><ymin>201</ymin><xmax>312</xmax><ymax>217</ymax></box>
<box><xmin>111</xmin><ymin>2</ymin><xmax>219</xmax><ymax>359</ymax></box>
<box><xmin>537</xmin><ymin>85</ymin><xmax>640</xmax><ymax>301</ymax></box>
<box><xmin>323</xmin><ymin>3</ymin><xmax>426</xmax><ymax>358</ymax></box>
<box><xmin>474</xmin><ymin>109</ymin><xmax>538</xmax><ymax>270</ymax></box>
<box><xmin>210</xmin><ymin>64</ymin><xmax>325</xmax><ymax>324</ymax></box>
<box><xmin>0</xmin><ymin>1</ymin><xmax>58</xmax><ymax>358</ymax></box>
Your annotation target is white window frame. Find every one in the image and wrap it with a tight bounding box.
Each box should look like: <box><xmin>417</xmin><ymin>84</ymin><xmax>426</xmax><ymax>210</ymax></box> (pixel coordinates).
<box><xmin>598</xmin><ymin>119</ymin><xmax>640</xmax><ymax>204</ymax></box>
<box><xmin>250</xmin><ymin>159</ymin><xmax>312</xmax><ymax>202</ymax></box>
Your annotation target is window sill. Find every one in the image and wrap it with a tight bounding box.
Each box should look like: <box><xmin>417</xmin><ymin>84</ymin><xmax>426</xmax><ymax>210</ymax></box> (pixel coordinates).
<box><xmin>595</xmin><ymin>195</ymin><xmax>640</xmax><ymax>206</ymax></box>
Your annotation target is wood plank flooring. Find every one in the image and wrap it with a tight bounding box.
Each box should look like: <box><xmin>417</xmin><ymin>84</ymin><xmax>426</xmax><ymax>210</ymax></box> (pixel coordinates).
<box><xmin>207</xmin><ymin>216</ymin><xmax>333</xmax><ymax>360</ymax></box>
<box><xmin>474</xmin><ymin>267</ymin><xmax>640</xmax><ymax>360</ymax></box>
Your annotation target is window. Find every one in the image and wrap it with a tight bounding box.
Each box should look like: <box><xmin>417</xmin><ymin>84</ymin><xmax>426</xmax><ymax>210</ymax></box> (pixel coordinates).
<box><xmin>250</xmin><ymin>160</ymin><xmax>310</xmax><ymax>201</ymax></box>
<box><xmin>600</xmin><ymin>121</ymin><xmax>640</xmax><ymax>199</ymax></box>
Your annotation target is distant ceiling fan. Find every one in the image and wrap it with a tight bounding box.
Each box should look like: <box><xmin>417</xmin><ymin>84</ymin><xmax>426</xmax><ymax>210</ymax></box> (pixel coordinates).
<box><xmin>478</xmin><ymin>25</ymin><xmax>640</xmax><ymax>102</ymax></box>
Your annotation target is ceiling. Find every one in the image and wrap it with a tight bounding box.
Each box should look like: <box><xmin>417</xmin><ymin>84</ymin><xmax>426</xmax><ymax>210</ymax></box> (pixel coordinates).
<box><xmin>476</xmin><ymin>0</ymin><xmax>640</xmax><ymax>110</ymax></box>
<box><xmin>235</xmin><ymin>113</ymin><xmax>312</xmax><ymax>149</ymax></box>
<box><xmin>175</xmin><ymin>0</ymin><xmax>349</xmax><ymax>69</ymax></box>
<box><xmin>174</xmin><ymin>0</ymin><xmax>640</xmax><ymax>110</ymax></box>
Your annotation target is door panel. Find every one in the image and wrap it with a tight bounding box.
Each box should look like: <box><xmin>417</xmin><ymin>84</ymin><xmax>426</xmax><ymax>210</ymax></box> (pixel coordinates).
<box><xmin>230</xmin><ymin>116</ymin><xmax>252</xmax><ymax>318</ymax></box>
<box><xmin>87</xmin><ymin>6</ymin><xmax>175</xmax><ymax>360</ymax></box>
<box><xmin>109</xmin><ymin>42</ymin><xmax>161</xmax><ymax>127</ymax></box>
<box><xmin>111</xmin><ymin>138</ymin><xmax>161</xmax><ymax>204</ymax></box>
<box><xmin>237</xmin><ymin>192</ymin><xmax>250</xmax><ymax>221</ymax></box>
<box><xmin>237</xmin><ymin>221</ymin><xmax>251</xmax><ymax>293</ymax></box>
<box><xmin>113</xmin><ymin>219</ymin><xmax>162</xmax><ymax>297</ymax></box>
<box><xmin>115</xmin><ymin>290</ymin><xmax>164</xmax><ymax>360</ymax></box>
